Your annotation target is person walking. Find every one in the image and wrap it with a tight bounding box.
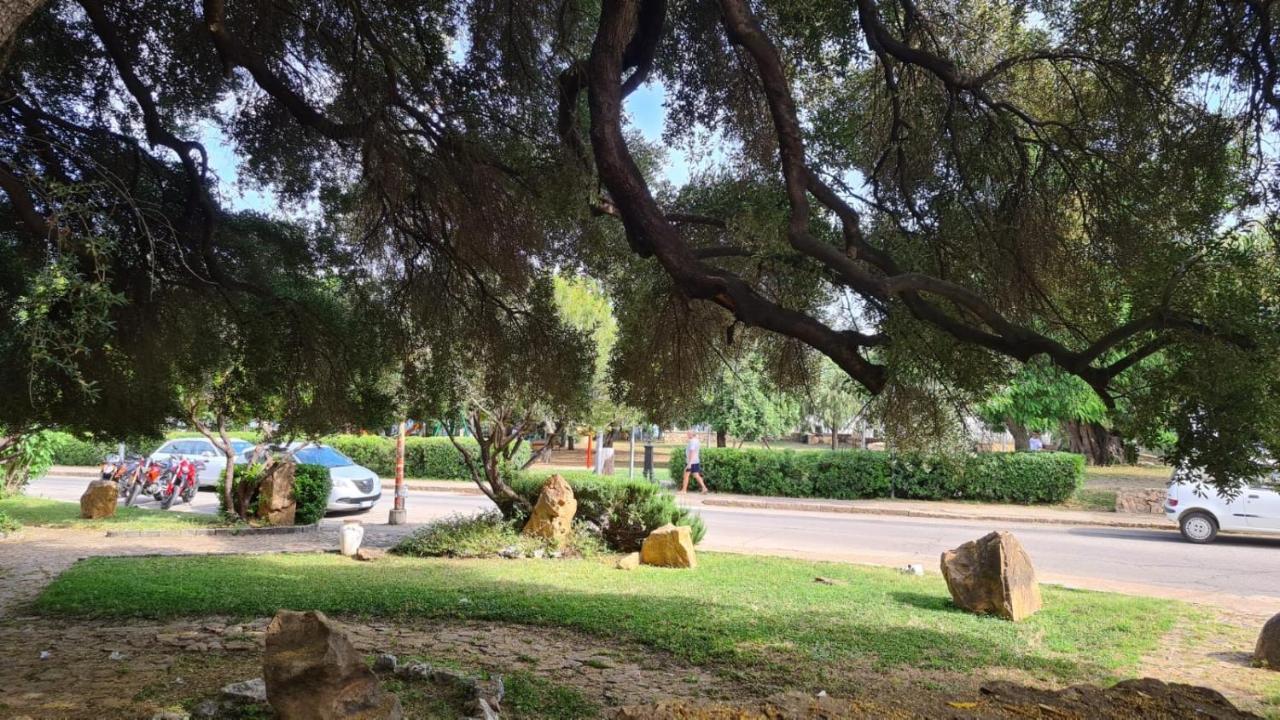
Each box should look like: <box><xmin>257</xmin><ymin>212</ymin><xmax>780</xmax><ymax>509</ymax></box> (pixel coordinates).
<box><xmin>681</xmin><ymin>430</ymin><xmax>708</xmax><ymax>494</ymax></box>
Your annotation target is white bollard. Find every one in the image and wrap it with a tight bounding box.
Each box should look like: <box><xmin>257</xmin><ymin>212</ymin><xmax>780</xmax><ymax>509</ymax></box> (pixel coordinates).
<box><xmin>340</xmin><ymin>519</ymin><xmax>365</xmax><ymax>556</ymax></box>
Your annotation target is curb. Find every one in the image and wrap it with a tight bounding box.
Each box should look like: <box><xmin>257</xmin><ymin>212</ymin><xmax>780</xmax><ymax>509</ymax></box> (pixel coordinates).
<box><xmin>699</xmin><ymin>498</ymin><xmax>1175</xmax><ymax>530</ymax></box>
<box><xmin>104</xmin><ymin>524</ymin><xmax>321</xmax><ymax>538</ymax></box>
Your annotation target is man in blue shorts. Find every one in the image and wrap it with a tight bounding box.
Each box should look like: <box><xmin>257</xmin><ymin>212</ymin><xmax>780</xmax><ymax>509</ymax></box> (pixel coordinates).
<box><xmin>681</xmin><ymin>430</ymin><xmax>708</xmax><ymax>494</ymax></box>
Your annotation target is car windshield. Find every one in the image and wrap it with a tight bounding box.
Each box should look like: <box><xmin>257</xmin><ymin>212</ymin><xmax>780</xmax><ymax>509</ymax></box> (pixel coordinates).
<box><xmin>231</xmin><ymin>439</ymin><xmax>253</xmax><ymax>452</ymax></box>
<box><xmin>293</xmin><ymin>446</ymin><xmax>353</xmax><ymax>468</ymax></box>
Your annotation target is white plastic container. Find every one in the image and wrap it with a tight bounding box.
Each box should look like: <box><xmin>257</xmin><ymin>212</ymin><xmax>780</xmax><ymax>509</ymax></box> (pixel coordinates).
<box><xmin>340</xmin><ymin>519</ymin><xmax>364</xmax><ymax>556</ymax></box>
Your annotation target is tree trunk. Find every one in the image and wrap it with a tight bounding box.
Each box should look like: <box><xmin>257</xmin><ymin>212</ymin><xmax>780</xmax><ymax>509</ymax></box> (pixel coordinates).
<box><xmin>1</xmin><ymin>0</ymin><xmax>47</xmax><ymax>48</ymax></box>
<box><xmin>830</xmin><ymin>428</ymin><xmax>837</xmax><ymax>451</ymax></box>
<box><xmin>1005</xmin><ymin>418</ymin><xmax>1030</xmax><ymax>452</ymax></box>
<box><xmin>716</xmin><ymin>429</ymin><xmax>727</xmax><ymax>448</ymax></box>
<box><xmin>1062</xmin><ymin>420</ymin><xmax>1121</xmax><ymax>466</ymax></box>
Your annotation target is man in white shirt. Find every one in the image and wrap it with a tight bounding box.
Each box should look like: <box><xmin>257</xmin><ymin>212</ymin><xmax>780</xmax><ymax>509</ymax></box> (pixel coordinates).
<box><xmin>1028</xmin><ymin>434</ymin><xmax>1043</xmax><ymax>451</ymax></box>
<box><xmin>681</xmin><ymin>430</ymin><xmax>709</xmax><ymax>494</ymax></box>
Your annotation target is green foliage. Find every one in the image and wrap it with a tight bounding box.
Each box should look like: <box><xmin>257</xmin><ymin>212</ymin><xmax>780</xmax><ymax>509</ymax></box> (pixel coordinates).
<box><xmin>215</xmin><ymin>463</ymin><xmax>266</xmax><ymax>519</ymax></box>
<box><xmin>0</xmin><ymin>509</ymin><xmax>20</xmax><ymax>535</ymax></box>
<box><xmin>978</xmin><ymin>360</ymin><xmax>1109</xmax><ymax>433</ymax></box>
<box><xmin>554</xmin><ymin>274</ymin><xmax>639</xmax><ymax>432</ymax></box>
<box><xmin>502</xmin><ymin>671</ymin><xmax>600</xmax><ymax>720</ymax></box>
<box><xmin>690</xmin><ymin>359</ymin><xmax>802</xmax><ymax>444</ymax></box>
<box><xmin>805</xmin><ymin>359</ymin><xmax>868</xmax><ymax>446</ymax></box>
<box><xmin>672</xmin><ymin>447</ymin><xmax>1085</xmax><ymax>504</ymax></box>
<box><xmin>393</xmin><ymin>511</ymin><xmax>606</xmax><ymax>559</ymax></box>
<box><xmin>325</xmin><ymin>435</ymin><xmax>530</xmax><ymax>480</ymax></box>
<box><xmin>509</xmin><ymin>470</ymin><xmax>705</xmax><ymax>551</ymax></box>
<box><xmin>394</xmin><ymin>512</ymin><xmax>540</xmax><ymax>559</ymax></box>
<box><xmin>1</xmin><ymin>429</ymin><xmax>58</xmax><ymax>495</ymax></box>
<box><xmin>293</xmin><ymin>464</ymin><xmax>332</xmax><ymax>526</ymax></box>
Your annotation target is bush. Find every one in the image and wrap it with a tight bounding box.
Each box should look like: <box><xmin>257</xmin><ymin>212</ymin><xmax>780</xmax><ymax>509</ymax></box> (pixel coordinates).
<box><xmin>510</xmin><ymin>470</ymin><xmax>705</xmax><ymax>551</ymax></box>
<box><xmin>326</xmin><ymin>435</ymin><xmax>531</xmax><ymax>480</ymax></box>
<box><xmin>393</xmin><ymin>511</ymin><xmax>605</xmax><ymax>559</ymax></box>
<box><xmin>294</xmin><ymin>464</ymin><xmax>332</xmax><ymax>525</ymax></box>
<box><xmin>0</xmin><ymin>510</ymin><xmax>19</xmax><ymax>536</ymax></box>
<box><xmin>45</xmin><ymin>431</ymin><xmax>171</xmax><ymax>466</ymax></box>
<box><xmin>216</xmin><ymin>463</ymin><xmax>266</xmax><ymax>519</ymax></box>
<box><xmin>672</xmin><ymin>447</ymin><xmax>1084</xmax><ymax>505</ymax></box>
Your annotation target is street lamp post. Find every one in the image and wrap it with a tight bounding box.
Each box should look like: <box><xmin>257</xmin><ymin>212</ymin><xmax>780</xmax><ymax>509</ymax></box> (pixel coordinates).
<box><xmin>388</xmin><ymin>420</ymin><xmax>407</xmax><ymax>525</ymax></box>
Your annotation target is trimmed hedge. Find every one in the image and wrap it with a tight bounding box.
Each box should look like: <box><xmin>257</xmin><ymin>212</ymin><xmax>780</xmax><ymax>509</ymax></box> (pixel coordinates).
<box><xmin>509</xmin><ymin>470</ymin><xmax>705</xmax><ymax>551</ymax></box>
<box><xmin>46</xmin><ymin>431</ymin><xmax>258</xmax><ymax>466</ymax></box>
<box><xmin>670</xmin><ymin>447</ymin><xmax>1084</xmax><ymax>504</ymax></box>
<box><xmin>326</xmin><ymin>435</ymin><xmax>530</xmax><ymax>480</ymax></box>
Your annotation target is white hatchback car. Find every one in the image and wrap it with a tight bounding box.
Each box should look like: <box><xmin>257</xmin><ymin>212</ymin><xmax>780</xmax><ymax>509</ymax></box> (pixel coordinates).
<box><xmin>286</xmin><ymin>443</ymin><xmax>382</xmax><ymax>514</ymax></box>
<box><xmin>149</xmin><ymin>437</ymin><xmax>255</xmax><ymax>488</ymax></box>
<box><xmin>1165</xmin><ymin>470</ymin><xmax>1280</xmax><ymax>542</ymax></box>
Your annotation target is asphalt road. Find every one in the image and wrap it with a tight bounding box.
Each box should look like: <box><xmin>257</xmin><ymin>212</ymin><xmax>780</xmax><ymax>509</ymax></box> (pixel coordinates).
<box><xmin>28</xmin><ymin>475</ymin><xmax>1280</xmax><ymax>610</ymax></box>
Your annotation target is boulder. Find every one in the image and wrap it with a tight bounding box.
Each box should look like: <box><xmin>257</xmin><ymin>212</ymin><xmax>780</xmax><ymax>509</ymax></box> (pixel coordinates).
<box><xmin>263</xmin><ymin>610</ymin><xmax>402</xmax><ymax>720</ymax></box>
<box><xmin>640</xmin><ymin>524</ymin><xmax>697</xmax><ymax>569</ymax></box>
<box><xmin>940</xmin><ymin>531</ymin><xmax>1042</xmax><ymax>621</ymax></box>
<box><xmin>522</xmin><ymin>474</ymin><xmax>577</xmax><ymax>542</ymax></box>
<box><xmin>354</xmin><ymin>547</ymin><xmax>386</xmax><ymax>562</ymax></box>
<box><xmin>616</xmin><ymin>552</ymin><xmax>641</xmax><ymax>570</ymax></box>
<box><xmin>79</xmin><ymin>479</ymin><xmax>118</xmax><ymax>519</ymax></box>
<box><xmin>1115</xmin><ymin>488</ymin><xmax>1167</xmax><ymax>514</ymax></box>
<box><xmin>257</xmin><ymin>461</ymin><xmax>297</xmax><ymax>526</ymax></box>
<box><xmin>1255</xmin><ymin>612</ymin><xmax>1280</xmax><ymax>669</ymax></box>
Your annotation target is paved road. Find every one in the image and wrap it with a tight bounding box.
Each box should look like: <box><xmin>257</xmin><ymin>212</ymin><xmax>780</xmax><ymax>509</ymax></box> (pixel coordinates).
<box><xmin>28</xmin><ymin>475</ymin><xmax>1280</xmax><ymax>610</ymax></box>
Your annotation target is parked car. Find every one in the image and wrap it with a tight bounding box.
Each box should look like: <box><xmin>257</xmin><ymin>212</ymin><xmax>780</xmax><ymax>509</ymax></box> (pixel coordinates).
<box><xmin>1165</xmin><ymin>469</ymin><xmax>1280</xmax><ymax>542</ymax></box>
<box><xmin>285</xmin><ymin>442</ymin><xmax>382</xmax><ymax>514</ymax></box>
<box><xmin>148</xmin><ymin>437</ymin><xmax>255</xmax><ymax>488</ymax></box>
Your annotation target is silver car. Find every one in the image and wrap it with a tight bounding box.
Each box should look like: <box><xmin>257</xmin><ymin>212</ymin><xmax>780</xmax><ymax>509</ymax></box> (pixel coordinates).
<box><xmin>149</xmin><ymin>437</ymin><xmax>255</xmax><ymax>488</ymax></box>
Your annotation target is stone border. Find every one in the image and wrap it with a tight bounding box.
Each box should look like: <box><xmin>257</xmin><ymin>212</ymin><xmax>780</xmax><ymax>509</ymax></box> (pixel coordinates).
<box><xmin>105</xmin><ymin>523</ymin><xmax>320</xmax><ymax>538</ymax></box>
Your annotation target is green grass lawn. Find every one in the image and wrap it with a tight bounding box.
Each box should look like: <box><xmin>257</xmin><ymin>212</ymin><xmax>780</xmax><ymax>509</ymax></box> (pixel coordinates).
<box><xmin>0</xmin><ymin>495</ymin><xmax>231</xmax><ymax>530</ymax></box>
<box><xmin>36</xmin><ymin>552</ymin><xmax>1184</xmax><ymax>692</ymax></box>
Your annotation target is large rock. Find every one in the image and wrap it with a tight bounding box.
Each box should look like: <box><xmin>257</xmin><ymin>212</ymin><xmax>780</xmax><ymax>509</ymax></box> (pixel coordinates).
<box><xmin>940</xmin><ymin>531</ymin><xmax>1042</xmax><ymax>621</ymax></box>
<box><xmin>263</xmin><ymin>610</ymin><xmax>402</xmax><ymax>720</ymax></box>
<box><xmin>1255</xmin><ymin>612</ymin><xmax>1280</xmax><ymax>669</ymax></box>
<box><xmin>256</xmin><ymin>461</ymin><xmax>297</xmax><ymax>526</ymax></box>
<box><xmin>79</xmin><ymin>479</ymin><xmax>118</xmax><ymax>519</ymax></box>
<box><xmin>522</xmin><ymin>474</ymin><xmax>577</xmax><ymax>542</ymax></box>
<box><xmin>1115</xmin><ymin>488</ymin><xmax>1167</xmax><ymax>514</ymax></box>
<box><xmin>616</xmin><ymin>552</ymin><xmax>641</xmax><ymax>571</ymax></box>
<box><xmin>640</xmin><ymin>524</ymin><xmax>697</xmax><ymax>569</ymax></box>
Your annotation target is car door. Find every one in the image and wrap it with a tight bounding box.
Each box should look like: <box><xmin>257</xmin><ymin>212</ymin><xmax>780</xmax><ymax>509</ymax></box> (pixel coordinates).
<box><xmin>186</xmin><ymin>439</ymin><xmax>224</xmax><ymax>483</ymax></box>
<box><xmin>1244</xmin><ymin>475</ymin><xmax>1280</xmax><ymax>530</ymax></box>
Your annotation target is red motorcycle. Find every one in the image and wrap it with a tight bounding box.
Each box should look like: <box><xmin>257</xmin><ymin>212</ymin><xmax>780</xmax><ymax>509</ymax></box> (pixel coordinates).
<box><xmin>153</xmin><ymin>458</ymin><xmax>204</xmax><ymax>510</ymax></box>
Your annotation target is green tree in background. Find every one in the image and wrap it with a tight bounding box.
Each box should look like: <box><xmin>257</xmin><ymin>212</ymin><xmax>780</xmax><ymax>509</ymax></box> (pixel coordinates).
<box><xmin>806</xmin><ymin>359</ymin><xmax>870</xmax><ymax>451</ymax></box>
<box><xmin>978</xmin><ymin>360</ymin><xmax>1112</xmax><ymax>460</ymax></box>
<box><xmin>692</xmin><ymin>359</ymin><xmax>801</xmax><ymax>448</ymax></box>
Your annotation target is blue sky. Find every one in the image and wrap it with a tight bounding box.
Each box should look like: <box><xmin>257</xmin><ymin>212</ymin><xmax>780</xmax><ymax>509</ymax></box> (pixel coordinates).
<box><xmin>204</xmin><ymin>81</ymin><xmax>691</xmax><ymax>214</ymax></box>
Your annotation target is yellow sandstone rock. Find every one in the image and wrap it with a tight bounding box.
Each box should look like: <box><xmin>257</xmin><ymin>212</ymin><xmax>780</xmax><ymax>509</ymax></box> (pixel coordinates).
<box><xmin>640</xmin><ymin>524</ymin><xmax>697</xmax><ymax>569</ymax></box>
<box><xmin>616</xmin><ymin>552</ymin><xmax>641</xmax><ymax>570</ymax></box>
<box><xmin>522</xmin><ymin>474</ymin><xmax>577</xmax><ymax>542</ymax></box>
<box><xmin>79</xmin><ymin>479</ymin><xmax>118</xmax><ymax>519</ymax></box>
<box><xmin>939</xmin><ymin>530</ymin><xmax>1042</xmax><ymax>621</ymax></box>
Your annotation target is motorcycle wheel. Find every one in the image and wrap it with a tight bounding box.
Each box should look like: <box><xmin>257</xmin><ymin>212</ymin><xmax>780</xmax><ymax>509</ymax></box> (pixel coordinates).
<box><xmin>159</xmin><ymin>486</ymin><xmax>176</xmax><ymax>510</ymax></box>
<box><xmin>181</xmin><ymin>483</ymin><xmax>196</xmax><ymax>503</ymax></box>
<box><xmin>124</xmin><ymin>478</ymin><xmax>141</xmax><ymax>507</ymax></box>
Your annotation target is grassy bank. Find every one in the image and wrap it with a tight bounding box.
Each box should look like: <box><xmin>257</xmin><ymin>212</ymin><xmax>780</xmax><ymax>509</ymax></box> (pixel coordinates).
<box><xmin>0</xmin><ymin>496</ymin><xmax>230</xmax><ymax>531</ymax></box>
<box><xmin>36</xmin><ymin>552</ymin><xmax>1184</xmax><ymax>691</ymax></box>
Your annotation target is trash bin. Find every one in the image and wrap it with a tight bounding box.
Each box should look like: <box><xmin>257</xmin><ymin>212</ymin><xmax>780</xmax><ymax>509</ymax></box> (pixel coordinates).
<box><xmin>643</xmin><ymin>444</ymin><xmax>655</xmax><ymax>481</ymax></box>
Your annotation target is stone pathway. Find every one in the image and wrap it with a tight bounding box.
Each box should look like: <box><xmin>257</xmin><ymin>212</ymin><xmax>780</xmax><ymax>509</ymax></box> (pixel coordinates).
<box><xmin>0</xmin><ymin>615</ymin><xmax>743</xmax><ymax>719</ymax></box>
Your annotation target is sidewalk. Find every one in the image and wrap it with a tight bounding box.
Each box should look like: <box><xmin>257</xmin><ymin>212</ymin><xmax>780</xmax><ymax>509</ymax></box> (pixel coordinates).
<box><xmin>47</xmin><ymin>465</ymin><xmax>1171</xmax><ymax>530</ymax></box>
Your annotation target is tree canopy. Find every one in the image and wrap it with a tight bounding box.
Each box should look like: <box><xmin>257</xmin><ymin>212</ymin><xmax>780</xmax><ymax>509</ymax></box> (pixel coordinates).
<box><xmin>3</xmin><ymin>0</ymin><xmax>1280</xmax><ymax>488</ymax></box>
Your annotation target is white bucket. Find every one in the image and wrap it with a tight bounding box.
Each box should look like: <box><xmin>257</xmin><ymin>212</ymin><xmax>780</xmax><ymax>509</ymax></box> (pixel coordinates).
<box><xmin>340</xmin><ymin>520</ymin><xmax>365</xmax><ymax>556</ymax></box>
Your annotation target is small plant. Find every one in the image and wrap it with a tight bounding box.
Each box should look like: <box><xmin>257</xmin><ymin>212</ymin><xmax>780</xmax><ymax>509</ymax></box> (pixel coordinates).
<box><xmin>394</xmin><ymin>512</ymin><xmax>542</xmax><ymax>559</ymax></box>
<box><xmin>0</xmin><ymin>509</ymin><xmax>20</xmax><ymax>535</ymax></box>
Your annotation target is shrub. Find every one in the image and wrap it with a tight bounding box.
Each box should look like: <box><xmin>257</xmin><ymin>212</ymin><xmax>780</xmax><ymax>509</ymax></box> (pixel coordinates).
<box><xmin>293</xmin><ymin>464</ymin><xmax>332</xmax><ymax>525</ymax></box>
<box><xmin>0</xmin><ymin>510</ymin><xmax>19</xmax><ymax>536</ymax></box>
<box><xmin>326</xmin><ymin>435</ymin><xmax>531</xmax><ymax>480</ymax></box>
<box><xmin>509</xmin><ymin>470</ymin><xmax>705</xmax><ymax>551</ymax></box>
<box><xmin>674</xmin><ymin>447</ymin><xmax>1084</xmax><ymax>505</ymax></box>
<box><xmin>216</xmin><ymin>463</ymin><xmax>266</xmax><ymax>519</ymax></box>
<box><xmin>393</xmin><ymin>511</ymin><xmax>605</xmax><ymax>559</ymax></box>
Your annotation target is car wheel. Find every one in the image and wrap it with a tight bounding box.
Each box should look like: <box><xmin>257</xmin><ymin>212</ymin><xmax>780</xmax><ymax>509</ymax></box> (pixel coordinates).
<box><xmin>1179</xmin><ymin>511</ymin><xmax>1218</xmax><ymax>543</ymax></box>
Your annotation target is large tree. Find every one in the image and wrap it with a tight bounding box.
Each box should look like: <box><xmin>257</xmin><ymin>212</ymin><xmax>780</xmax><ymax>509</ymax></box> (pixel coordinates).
<box><xmin>4</xmin><ymin>0</ymin><xmax>1280</xmax><ymax>490</ymax></box>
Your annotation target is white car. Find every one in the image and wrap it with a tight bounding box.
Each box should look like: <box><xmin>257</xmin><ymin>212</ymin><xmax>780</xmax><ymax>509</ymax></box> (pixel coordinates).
<box><xmin>1165</xmin><ymin>470</ymin><xmax>1280</xmax><ymax>542</ymax></box>
<box><xmin>149</xmin><ymin>437</ymin><xmax>255</xmax><ymax>488</ymax></box>
<box><xmin>286</xmin><ymin>443</ymin><xmax>382</xmax><ymax>514</ymax></box>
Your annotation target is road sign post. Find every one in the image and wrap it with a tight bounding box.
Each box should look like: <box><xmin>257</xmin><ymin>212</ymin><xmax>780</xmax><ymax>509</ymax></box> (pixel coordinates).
<box><xmin>388</xmin><ymin>420</ymin><xmax>407</xmax><ymax>525</ymax></box>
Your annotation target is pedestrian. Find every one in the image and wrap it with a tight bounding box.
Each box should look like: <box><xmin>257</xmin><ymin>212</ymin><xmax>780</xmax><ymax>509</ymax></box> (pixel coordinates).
<box><xmin>681</xmin><ymin>430</ymin><xmax>708</xmax><ymax>494</ymax></box>
<box><xmin>1028</xmin><ymin>433</ymin><xmax>1043</xmax><ymax>452</ymax></box>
